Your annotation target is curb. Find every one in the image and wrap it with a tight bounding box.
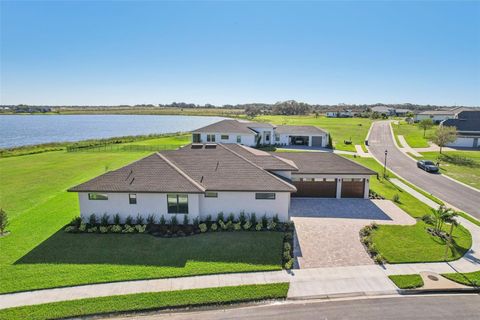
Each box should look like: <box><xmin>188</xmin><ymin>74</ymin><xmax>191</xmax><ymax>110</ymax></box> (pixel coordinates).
<box><xmin>398</xmin><ymin>287</ymin><xmax>480</xmax><ymax>295</ymax></box>
<box><xmin>287</xmin><ymin>290</ymin><xmax>398</xmax><ymax>301</ymax></box>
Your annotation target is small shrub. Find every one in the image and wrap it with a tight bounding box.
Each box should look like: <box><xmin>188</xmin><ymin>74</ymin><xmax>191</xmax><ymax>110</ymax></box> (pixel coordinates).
<box><xmin>284</xmin><ymin>232</ymin><xmax>293</xmax><ymax>242</ymax></box>
<box><xmin>111</xmin><ymin>225</ymin><xmax>122</xmax><ymax>233</ymax></box>
<box><xmin>217</xmin><ymin>212</ymin><xmax>225</xmax><ymax>223</ymax></box>
<box><xmin>261</xmin><ymin>214</ymin><xmax>268</xmax><ymax>228</ymax></box>
<box><xmin>283</xmin><ymin>250</ymin><xmax>291</xmax><ymax>261</ymax></box>
<box><xmin>193</xmin><ymin>217</ymin><xmax>200</xmax><ymax>227</ymax></box>
<box><xmin>250</xmin><ymin>213</ymin><xmax>257</xmax><ymax>225</ymax></box>
<box><xmin>210</xmin><ymin>222</ymin><xmax>218</xmax><ymax>231</ymax></box>
<box><xmin>368</xmin><ymin>243</ymin><xmax>378</xmax><ymax>256</ymax></box>
<box><xmin>159</xmin><ymin>215</ymin><xmax>166</xmax><ymax>225</ymax></box>
<box><xmin>361</xmin><ymin>236</ymin><xmax>371</xmax><ymax>245</ymax></box>
<box><xmin>122</xmin><ymin>225</ymin><xmax>135</xmax><ymax>233</ymax></box>
<box><xmin>87</xmin><ymin>226</ymin><xmax>98</xmax><ymax>233</ymax></box>
<box><xmin>135</xmin><ymin>214</ymin><xmax>145</xmax><ymax>225</ymax></box>
<box><xmin>267</xmin><ymin>220</ymin><xmax>277</xmax><ymax>230</ymax></box>
<box><xmin>205</xmin><ymin>214</ymin><xmax>212</xmax><ymax>222</ymax></box>
<box><xmin>373</xmin><ymin>254</ymin><xmax>386</xmax><ymax>264</ymax></box>
<box><xmin>113</xmin><ymin>213</ymin><xmax>121</xmax><ymax>225</ymax></box>
<box><xmin>228</xmin><ymin>213</ymin><xmax>235</xmax><ymax>223</ymax></box>
<box><xmin>79</xmin><ymin>223</ymin><xmax>87</xmax><ymax>232</ymax></box>
<box><xmin>146</xmin><ymin>214</ymin><xmax>156</xmax><ymax>225</ymax></box>
<box><xmin>219</xmin><ymin>220</ymin><xmax>227</xmax><ymax>230</ymax></box>
<box><xmin>233</xmin><ymin>222</ymin><xmax>242</xmax><ymax>231</ymax></box>
<box><xmin>100</xmin><ymin>213</ymin><xmax>110</xmax><ymax>226</ymax></box>
<box><xmin>135</xmin><ymin>224</ymin><xmax>146</xmax><ymax>233</ymax></box>
<box><xmin>88</xmin><ymin>214</ymin><xmax>97</xmax><ymax>226</ymax></box>
<box><xmin>199</xmin><ymin>223</ymin><xmax>208</xmax><ymax>233</ymax></box>
<box><xmin>243</xmin><ymin>221</ymin><xmax>252</xmax><ymax>230</ymax></box>
<box><xmin>371</xmin><ymin>222</ymin><xmax>378</xmax><ymax>230</ymax></box>
<box><xmin>284</xmin><ymin>242</ymin><xmax>291</xmax><ymax>252</ymax></box>
<box><xmin>69</xmin><ymin>216</ymin><xmax>82</xmax><ymax>228</ymax></box>
<box><xmin>0</xmin><ymin>208</ymin><xmax>9</xmax><ymax>235</ymax></box>
<box><xmin>239</xmin><ymin>211</ymin><xmax>246</xmax><ymax>224</ymax></box>
<box><xmin>64</xmin><ymin>226</ymin><xmax>77</xmax><ymax>233</ymax></box>
<box><xmin>125</xmin><ymin>215</ymin><xmax>133</xmax><ymax>225</ymax></box>
<box><xmin>272</xmin><ymin>214</ymin><xmax>279</xmax><ymax>224</ymax></box>
<box><xmin>226</xmin><ymin>220</ymin><xmax>233</xmax><ymax>231</ymax></box>
<box><xmin>183</xmin><ymin>215</ymin><xmax>189</xmax><ymax>225</ymax></box>
<box><xmin>170</xmin><ymin>215</ymin><xmax>178</xmax><ymax>226</ymax></box>
<box><xmin>393</xmin><ymin>193</ymin><xmax>400</xmax><ymax>203</ymax></box>
<box><xmin>284</xmin><ymin>258</ymin><xmax>294</xmax><ymax>270</ymax></box>
<box><xmin>255</xmin><ymin>222</ymin><xmax>263</xmax><ymax>231</ymax></box>
<box><xmin>360</xmin><ymin>226</ymin><xmax>372</xmax><ymax>237</ymax></box>
<box><xmin>99</xmin><ymin>226</ymin><xmax>109</xmax><ymax>233</ymax></box>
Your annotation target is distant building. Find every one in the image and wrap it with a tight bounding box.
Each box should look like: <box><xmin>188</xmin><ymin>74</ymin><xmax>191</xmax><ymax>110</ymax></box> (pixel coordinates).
<box><xmin>394</xmin><ymin>109</ymin><xmax>410</xmax><ymax>117</ymax></box>
<box><xmin>371</xmin><ymin>106</ymin><xmax>395</xmax><ymax>116</ymax></box>
<box><xmin>414</xmin><ymin>107</ymin><xmax>472</xmax><ymax>124</ymax></box>
<box><xmin>441</xmin><ymin>111</ymin><xmax>480</xmax><ymax>148</ymax></box>
<box><xmin>326</xmin><ymin>110</ymin><xmax>352</xmax><ymax>118</ymax></box>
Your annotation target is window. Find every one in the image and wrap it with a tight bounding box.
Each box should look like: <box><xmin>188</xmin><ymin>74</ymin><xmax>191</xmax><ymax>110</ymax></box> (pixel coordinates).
<box><xmin>88</xmin><ymin>193</ymin><xmax>108</xmax><ymax>200</ymax></box>
<box><xmin>221</xmin><ymin>134</ymin><xmax>229</xmax><ymax>140</ymax></box>
<box><xmin>275</xmin><ymin>133</ymin><xmax>280</xmax><ymax>142</ymax></box>
<box><xmin>206</xmin><ymin>134</ymin><xmax>216</xmax><ymax>142</ymax></box>
<box><xmin>129</xmin><ymin>193</ymin><xmax>137</xmax><ymax>204</ymax></box>
<box><xmin>205</xmin><ymin>192</ymin><xmax>218</xmax><ymax>198</ymax></box>
<box><xmin>236</xmin><ymin>135</ymin><xmax>241</xmax><ymax>143</ymax></box>
<box><xmin>167</xmin><ymin>194</ymin><xmax>189</xmax><ymax>214</ymax></box>
<box><xmin>255</xmin><ymin>193</ymin><xmax>276</xmax><ymax>200</ymax></box>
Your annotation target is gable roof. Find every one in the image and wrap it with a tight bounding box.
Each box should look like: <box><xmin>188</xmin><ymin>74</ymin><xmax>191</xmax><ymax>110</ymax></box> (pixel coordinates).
<box><xmin>418</xmin><ymin>107</ymin><xmax>473</xmax><ymax>116</ymax></box>
<box><xmin>192</xmin><ymin>119</ymin><xmax>258</xmax><ymax>134</ymax></box>
<box><xmin>274</xmin><ymin>152</ymin><xmax>376</xmax><ymax>175</ymax></box>
<box><xmin>222</xmin><ymin>144</ymin><xmax>299</xmax><ymax>171</ymax></box>
<box><xmin>442</xmin><ymin>111</ymin><xmax>480</xmax><ymax>132</ymax></box>
<box><xmin>274</xmin><ymin>125</ymin><xmax>327</xmax><ymax>135</ymax></box>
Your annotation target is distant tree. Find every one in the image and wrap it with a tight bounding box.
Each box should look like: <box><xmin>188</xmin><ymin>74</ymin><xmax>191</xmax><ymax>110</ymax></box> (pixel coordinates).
<box><xmin>418</xmin><ymin>119</ymin><xmax>434</xmax><ymax>137</ymax></box>
<box><xmin>0</xmin><ymin>209</ymin><xmax>8</xmax><ymax>235</ymax></box>
<box><xmin>432</xmin><ymin>126</ymin><xmax>457</xmax><ymax>154</ymax></box>
<box><xmin>406</xmin><ymin>111</ymin><xmax>414</xmax><ymax>118</ymax></box>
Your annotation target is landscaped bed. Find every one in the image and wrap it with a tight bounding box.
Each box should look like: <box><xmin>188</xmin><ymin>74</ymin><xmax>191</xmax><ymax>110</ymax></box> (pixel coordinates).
<box><xmin>0</xmin><ymin>283</ymin><xmax>290</xmax><ymax>320</ymax></box>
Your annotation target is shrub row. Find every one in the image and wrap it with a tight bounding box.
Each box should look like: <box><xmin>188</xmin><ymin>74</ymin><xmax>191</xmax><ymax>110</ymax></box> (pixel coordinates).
<box><xmin>359</xmin><ymin>223</ymin><xmax>386</xmax><ymax>264</ymax></box>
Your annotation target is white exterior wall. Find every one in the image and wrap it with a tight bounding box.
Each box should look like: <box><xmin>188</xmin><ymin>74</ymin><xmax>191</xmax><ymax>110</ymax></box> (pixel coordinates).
<box><xmin>199</xmin><ymin>191</ymin><xmax>291</xmax><ymax>222</ymax></box>
<box><xmin>78</xmin><ymin>192</ymin><xmax>200</xmax><ymax>223</ymax></box>
<box><xmin>197</xmin><ymin>133</ymin><xmax>256</xmax><ymax>146</ymax></box>
<box><xmin>249</xmin><ymin>127</ymin><xmax>275</xmax><ymax>145</ymax></box>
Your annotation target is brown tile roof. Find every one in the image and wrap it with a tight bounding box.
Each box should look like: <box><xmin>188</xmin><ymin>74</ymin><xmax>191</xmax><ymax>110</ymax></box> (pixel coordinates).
<box><xmin>223</xmin><ymin>144</ymin><xmax>298</xmax><ymax>171</ymax></box>
<box><xmin>274</xmin><ymin>125</ymin><xmax>327</xmax><ymax>135</ymax></box>
<box><xmin>274</xmin><ymin>152</ymin><xmax>376</xmax><ymax>175</ymax></box>
<box><xmin>192</xmin><ymin>119</ymin><xmax>258</xmax><ymax>134</ymax></box>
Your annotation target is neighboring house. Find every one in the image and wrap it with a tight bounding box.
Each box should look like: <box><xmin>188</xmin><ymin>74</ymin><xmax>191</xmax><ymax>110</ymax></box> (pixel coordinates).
<box><xmin>191</xmin><ymin>119</ymin><xmax>329</xmax><ymax>147</ymax></box>
<box><xmin>394</xmin><ymin>109</ymin><xmax>410</xmax><ymax>117</ymax></box>
<box><xmin>441</xmin><ymin>111</ymin><xmax>480</xmax><ymax>148</ymax></box>
<box><xmin>69</xmin><ymin>144</ymin><xmax>375</xmax><ymax>222</ymax></box>
<box><xmin>414</xmin><ymin>107</ymin><xmax>472</xmax><ymax>124</ymax></box>
<box><xmin>371</xmin><ymin>106</ymin><xmax>395</xmax><ymax>116</ymax></box>
<box><xmin>326</xmin><ymin>110</ymin><xmax>353</xmax><ymax>118</ymax></box>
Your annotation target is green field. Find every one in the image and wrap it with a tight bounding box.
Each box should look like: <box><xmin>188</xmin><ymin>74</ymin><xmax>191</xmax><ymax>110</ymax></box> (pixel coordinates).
<box><xmin>253</xmin><ymin>115</ymin><xmax>373</xmax><ymax>152</ymax></box>
<box><xmin>0</xmin><ymin>140</ymin><xmax>283</xmax><ymax>294</ymax></box>
<box><xmin>417</xmin><ymin>151</ymin><xmax>480</xmax><ymax>189</ymax></box>
<box><xmin>0</xmin><ymin>283</ymin><xmax>289</xmax><ymax>320</ymax></box>
<box><xmin>391</xmin><ymin>121</ymin><xmax>436</xmax><ymax>148</ymax></box>
<box><xmin>343</xmin><ymin>156</ymin><xmax>472</xmax><ymax>263</ymax></box>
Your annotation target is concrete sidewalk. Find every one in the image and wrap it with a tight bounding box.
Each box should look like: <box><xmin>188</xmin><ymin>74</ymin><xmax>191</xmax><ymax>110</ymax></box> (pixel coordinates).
<box><xmin>397</xmin><ymin>135</ymin><xmax>422</xmax><ymax>157</ymax></box>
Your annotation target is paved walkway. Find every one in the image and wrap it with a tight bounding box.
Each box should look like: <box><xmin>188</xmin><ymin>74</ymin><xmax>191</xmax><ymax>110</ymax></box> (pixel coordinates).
<box><xmin>390</xmin><ymin>178</ymin><xmax>440</xmax><ymax>210</ymax></box>
<box><xmin>355</xmin><ymin>145</ymin><xmax>372</xmax><ymax>157</ymax></box>
<box><xmin>397</xmin><ymin>135</ymin><xmax>422</xmax><ymax>157</ymax></box>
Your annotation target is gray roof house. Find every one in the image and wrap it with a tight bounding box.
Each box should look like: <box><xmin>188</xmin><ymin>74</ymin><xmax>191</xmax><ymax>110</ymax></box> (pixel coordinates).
<box><xmin>441</xmin><ymin>110</ymin><xmax>480</xmax><ymax>148</ymax></box>
<box><xmin>191</xmin><ymin>119</ymin><xmax>329</xmax><ymax>148</ymax></box>
<box><xmin>414</xmin><ymin>107</ymin><xmax>473</xmax><ymax>123</ymax></box>
<box><xmin>69</xmin><ymin>144</ymin><xmax>375</xmax><ymax>223</ymax></box>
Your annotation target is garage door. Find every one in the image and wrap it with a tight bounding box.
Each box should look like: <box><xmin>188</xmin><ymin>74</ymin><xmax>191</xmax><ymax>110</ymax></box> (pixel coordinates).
<box><xmin>311</xmin><ymin>136</ymin><xmax>323</xmax><ymax>147</ymax></box>
<box><xmin>341</xmin><ymin>179</ymin><xmax>365</xmax><ymax>198</ymax></box>
<box><xmin>292</xmin><ymin>179</ymin><xmax>337</xmax><ymax>198</ymax></box>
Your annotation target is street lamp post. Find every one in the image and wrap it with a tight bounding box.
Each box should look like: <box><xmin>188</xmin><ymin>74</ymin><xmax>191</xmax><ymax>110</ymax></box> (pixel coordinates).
<box><xmin>383</xmin><ymin>150</ymin><xmax>388</xmax><ymax>178</ymax></box>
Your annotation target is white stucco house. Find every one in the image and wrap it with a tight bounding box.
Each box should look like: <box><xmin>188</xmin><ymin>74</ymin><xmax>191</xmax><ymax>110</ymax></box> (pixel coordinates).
<box><xmin>441</xmin><ymin>111</ymin><xmax>480</xmax><ymax>148</ymax></box>
<box><xmin>69</xmin><ymin>144</ymin><xmax>375</xmax><ymax>223</ymax></box>
<box><xmin>414</xmin><ymin>107</ymin><xmax>473</xmax><ymax>124</ymax></box>
<box><xmin>191</xmin><ymin>119</ymin><xmax>329</xmax><ymax>148</ymax></box>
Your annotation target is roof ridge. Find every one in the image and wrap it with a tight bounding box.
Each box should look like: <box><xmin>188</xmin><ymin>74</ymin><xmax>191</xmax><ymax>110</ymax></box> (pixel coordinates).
<box><xmin>156</xmin><ymin>152</ymin><xmax>206</xmax><ymax>192</ymax></box>
<box><xmin>218</xmin><ymin>144</ymin><xmax>297</xmax><ymax>192</ymax></box>
<box><xmin>272</xmin><ymin>154</ymin><xmax>299</xmax><ymax>170</ymax></box>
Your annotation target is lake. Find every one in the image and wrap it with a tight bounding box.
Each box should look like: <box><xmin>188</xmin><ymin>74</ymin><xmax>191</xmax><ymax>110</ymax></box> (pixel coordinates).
<box><xmin>0</xmin><ymin>114</ymin><xmax>225</xmax><ymax>148</ymax></box>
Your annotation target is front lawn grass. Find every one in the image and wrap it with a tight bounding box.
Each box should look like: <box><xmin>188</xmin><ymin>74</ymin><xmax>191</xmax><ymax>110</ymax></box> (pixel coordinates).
<box><xmin>391</xmin><ymin>121</ymin><xmax>436</xmax><ymax>148</ymax></box>
<box><xmin>0</xmin><ymin>149</ymin><xmax>284</xmax><ymax>294</ymax></box>
<box><xmin>417</xmin><ymin>151</ymin><xmax>480</xmax><ymax>189</ymax></box>
<box><xmin>343</xmin><ymin>156</ymin><xmax>472</xmax><ymax>263</ymax></box>
<box><xmin>0</xmin><ymin>283</ymin><xmax>289</xmax><ymax>320</ymax></box>
<box><xmin>442</xmin><ymin>271</ymin><xmax>480</xmax><ymax>287</ymax></box>
<box><xmin>252</xmin><ymin>115</ymin><xmax>373</xmax><ymax>152</ymax></box>
<box><xmin>388</xmin><ymin>275</ymin><xmax>424</xmax><ymax>289</ymax></box>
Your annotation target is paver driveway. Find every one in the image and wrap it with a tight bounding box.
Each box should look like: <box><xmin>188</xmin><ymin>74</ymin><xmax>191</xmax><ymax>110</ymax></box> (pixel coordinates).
<box><xmin>290</xmin><ymin>199</ymin><xmax>415</xmax><ymax>268</ymax></box>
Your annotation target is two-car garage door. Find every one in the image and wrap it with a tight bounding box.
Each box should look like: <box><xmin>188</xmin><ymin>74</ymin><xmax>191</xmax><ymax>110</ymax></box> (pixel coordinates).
<box><xmin>292</xmin><ymin>178</ymin><xmax>365</xmax><ymax>198</ymax></box>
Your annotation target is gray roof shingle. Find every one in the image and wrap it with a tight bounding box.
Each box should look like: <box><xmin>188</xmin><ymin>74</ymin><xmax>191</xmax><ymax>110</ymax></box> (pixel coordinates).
<box><xmin>442</xmin><ymin>111</ymin><xmax>480</xmax><ymax>132</ymax></box>
<box><xmin>192</xmin><ymin>119</ymin><xmax>258</xmax><ymax>134</ymax></box>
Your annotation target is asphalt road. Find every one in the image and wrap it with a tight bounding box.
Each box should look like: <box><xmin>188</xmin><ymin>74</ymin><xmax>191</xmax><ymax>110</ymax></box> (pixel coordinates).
<box><xmin>368</xmin><ymin>121</ymin><xmax>480</xmax><ymax>219</ymax></box>
<box><xmin>108</xmin><ymin>294</ymin><xmax>480</xmax><ymax>320</ymax></box>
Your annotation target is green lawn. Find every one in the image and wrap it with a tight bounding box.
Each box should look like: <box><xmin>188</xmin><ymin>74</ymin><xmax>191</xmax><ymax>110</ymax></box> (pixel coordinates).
<box><xmin>416</xmin><ymin>151</ymin><xmax>480</xmax><ymax>189</ymax></box>
<box><xmin>443</xmin><ymin>271</ymin><xmax>480</xmax><ymax>287</ymax></box>
<box><xmin>0</xmin><ymin>144</ymin><xmax>283</xmax><ymax>294</ymax></box>
<box><xmin>122</xmin><ymin>133</ymin><xmax>191</xmax><ymax>146</ymax></box>
<box><xmin>253</xmin><ymin>115</ymin><xmax>373</xmax><ymax>152</ymax></box>
<box><xmin>388</xmin><ymin>275</ymin><xmax>424</xmax><ymax>289</ymax></box>
<box><xmin>0</xmin><ymin>283</ymin><xmax>289</xmax><ymax>320</ymax></box>
<box><xmin>343</xmin><ymin>156</ymin><xmax>472</xmax><ymax>263</ymax></box>
<box><xmin>391</xmin><ymin>121</ymin><xmax>436</xmax><ymax>148</ymax></box>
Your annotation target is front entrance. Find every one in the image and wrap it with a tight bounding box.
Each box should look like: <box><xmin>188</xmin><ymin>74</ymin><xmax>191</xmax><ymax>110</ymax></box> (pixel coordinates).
<box><xmin>292</xmin><ymin>179</ymin><xmax>337</xmax><ymax>198</ymax></box>
<box><xmin>341</xmin><ymin>179</ymin><xmax>365</xmax><ymax>198</ymax></box>
<box><xmin>192</xmin><ymin>133</ymin><xmax>201</xmax><ymax>143</ymax></box>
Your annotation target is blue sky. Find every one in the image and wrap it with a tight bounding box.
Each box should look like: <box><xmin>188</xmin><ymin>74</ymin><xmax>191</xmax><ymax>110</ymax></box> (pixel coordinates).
<box><xmin>1</xmin><ymin>1</ymin><xmax>479</xmax><ymax>106</ymax></box>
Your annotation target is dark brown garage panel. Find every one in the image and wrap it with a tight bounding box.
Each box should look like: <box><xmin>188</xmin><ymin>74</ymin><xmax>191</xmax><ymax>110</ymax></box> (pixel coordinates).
<box><xmin>292</xmin><ymin>180</ymin><xmax>337</xmax><ymax>198</ymax></box>
<box><xmin>341</xmin><ymin>179</ymin><xmax>365</xmax><ymax>198</ymax></box>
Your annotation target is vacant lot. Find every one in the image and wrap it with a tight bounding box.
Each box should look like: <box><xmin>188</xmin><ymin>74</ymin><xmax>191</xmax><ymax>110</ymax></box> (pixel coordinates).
<box><xmin>254</xmin><ymin>115</ymin><xmax>373</xmax><ymax>152</ymax></box>
<box><xmin>391</xmin><ymin>121</ymin><xmax>436</xmax><ymax>148</ymax></box>
<box><xmin>417</xmin><ymin>151</ymin><xmax>480</xmax><ymax>189</ymax></box>
<box><xmin>0</xmin><ymin>139</ymin><xmax>283</xmax><ymax>294</ymax></box>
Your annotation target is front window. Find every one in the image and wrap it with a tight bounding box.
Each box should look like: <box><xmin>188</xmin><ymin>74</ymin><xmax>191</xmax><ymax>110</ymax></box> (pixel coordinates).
<box><xmin>207</xmin><ymin>134</ymin><xmax>216</xmax><ymax>142</ymax></box>
<box><xmin>221</xmin><ymin>134</ymin><xmax>229</xmax><ymax>140</ymax></box>
<box><xmin>129</xmin><ymin>193</ymin><xmax>137</xmax><ymax>204</ymax></box>
<box><xmin>236</xmin><ymin>135</ymin><xmax>241</xmax><ymax>143</ymax></box>
<box><xmin>167</xmin><ymin>194</ymin><xmax>189</xmax><ymax>214</ymax></box>
<box><xmin>255</xmin><ymin>192</ymin><xmax>276</xmax><ymax>200</ymax></box>
<box><xmin>88</xmin><ymin>193</ymin><xmax>108</xmax><ymax>200</ymax></box>
<box><xmin>275</xmin><ymin>133</ymin><xmax>280</xmax><ymax>142</ymax></box>
<box><xmin>205</xmin><ymin>192</ymin><xmax>218</xmax><ymax>198</ymax></box>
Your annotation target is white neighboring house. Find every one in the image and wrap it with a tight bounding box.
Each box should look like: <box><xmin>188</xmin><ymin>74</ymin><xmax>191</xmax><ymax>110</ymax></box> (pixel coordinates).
<box><xmin>441</xmin><ymin>111</ymin><xmax>480</xmax><ymax>148</ymax></box>
<box><xmin>69</xmin><ymin>144</ymin><xmax>375</xmax><ymax>223</ymax></box>
<box><xmin>191</xmin><ymin>119</ymin><xmax>329</xmax><ymax>148</ymax></box>
<box><xmin>414</xmin><ymin>107</ymin><xmax>472</xmax><ymax>124</ymax></box>
<box><xmin>326</xmin><ymin>110</ymin><xmax>352</xmax><ymax>118</ymax></box>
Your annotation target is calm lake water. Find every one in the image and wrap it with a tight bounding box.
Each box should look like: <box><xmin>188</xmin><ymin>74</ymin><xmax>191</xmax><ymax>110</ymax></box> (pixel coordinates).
<box><xmin>0</xmin><ymin>115</ymin><xmax>225</xmax><ymax>148</ymax></box>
